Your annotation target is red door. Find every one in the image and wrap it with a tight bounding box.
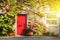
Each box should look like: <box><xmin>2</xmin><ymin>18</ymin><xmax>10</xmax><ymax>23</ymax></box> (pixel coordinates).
<box><xmin>17</xmin><ymin>14</ymin><xmax>27</xmax><ymax>35</ymax></box>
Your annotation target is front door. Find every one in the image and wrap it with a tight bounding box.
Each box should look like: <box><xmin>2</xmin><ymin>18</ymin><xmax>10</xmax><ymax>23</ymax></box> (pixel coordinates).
<box><xmin>17</xmin><ymin>14</ymin><xmax>27</xmax><ymax>35</ymax></box>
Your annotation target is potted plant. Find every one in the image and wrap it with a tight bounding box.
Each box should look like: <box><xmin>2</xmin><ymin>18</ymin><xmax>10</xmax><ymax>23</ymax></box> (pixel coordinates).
<box><xmin>25</xmin><ymin>21</ymin><xmax>46</xmax><ymax>36</ymax></box>
<box><xmin>25</xmin><ymin>22</ymin><xmax>43</xmax><ymax>36</ymax></box>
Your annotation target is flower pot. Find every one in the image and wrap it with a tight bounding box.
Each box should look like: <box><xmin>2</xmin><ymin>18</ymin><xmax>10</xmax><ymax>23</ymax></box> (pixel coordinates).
<box><xmin>8</xmin><ymin>31</ymin><xmax>14</xmax><ymax>36</ymax></box>
<box><xmin>27</xmin><ymin>31</ymin><xmax>33</xmax><ymax>36</ymax></box>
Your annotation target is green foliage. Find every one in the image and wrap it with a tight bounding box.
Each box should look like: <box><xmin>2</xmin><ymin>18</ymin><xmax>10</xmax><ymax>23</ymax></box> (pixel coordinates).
<box><xmin>17</xmin><ymin>0</ymin><xmax>38</xmax><ymax>8</ymax></box>
<box><xmin>0</xmin><ymin>14</ymin><xmax>15</xmax><ymax>36</ymax></box>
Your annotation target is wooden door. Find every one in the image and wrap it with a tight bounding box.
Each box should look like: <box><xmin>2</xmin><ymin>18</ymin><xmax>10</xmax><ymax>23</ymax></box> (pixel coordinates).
<box><xmin>17</xmin><ymin>14</ymin><xmax>27</xmax><ymax>35</ymax></box>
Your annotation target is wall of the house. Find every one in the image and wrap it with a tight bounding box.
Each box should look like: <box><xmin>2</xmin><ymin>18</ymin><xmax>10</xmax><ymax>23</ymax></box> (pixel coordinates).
<box><xmin>45</xmin><ymin>13</ymin><xmax>59</xmax><ymax>35</ymax></box>
<box><xmin>46</xmin><ymin>26</ymin><xmax>59</xmax><ymax>35</ymax></box>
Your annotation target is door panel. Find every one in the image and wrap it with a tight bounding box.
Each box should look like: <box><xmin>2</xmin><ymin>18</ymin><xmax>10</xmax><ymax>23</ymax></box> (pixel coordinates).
<box><xmin>17</xmin><ymin>14</ymin><xmax>27</xmax><ymax>35</ymax></box>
